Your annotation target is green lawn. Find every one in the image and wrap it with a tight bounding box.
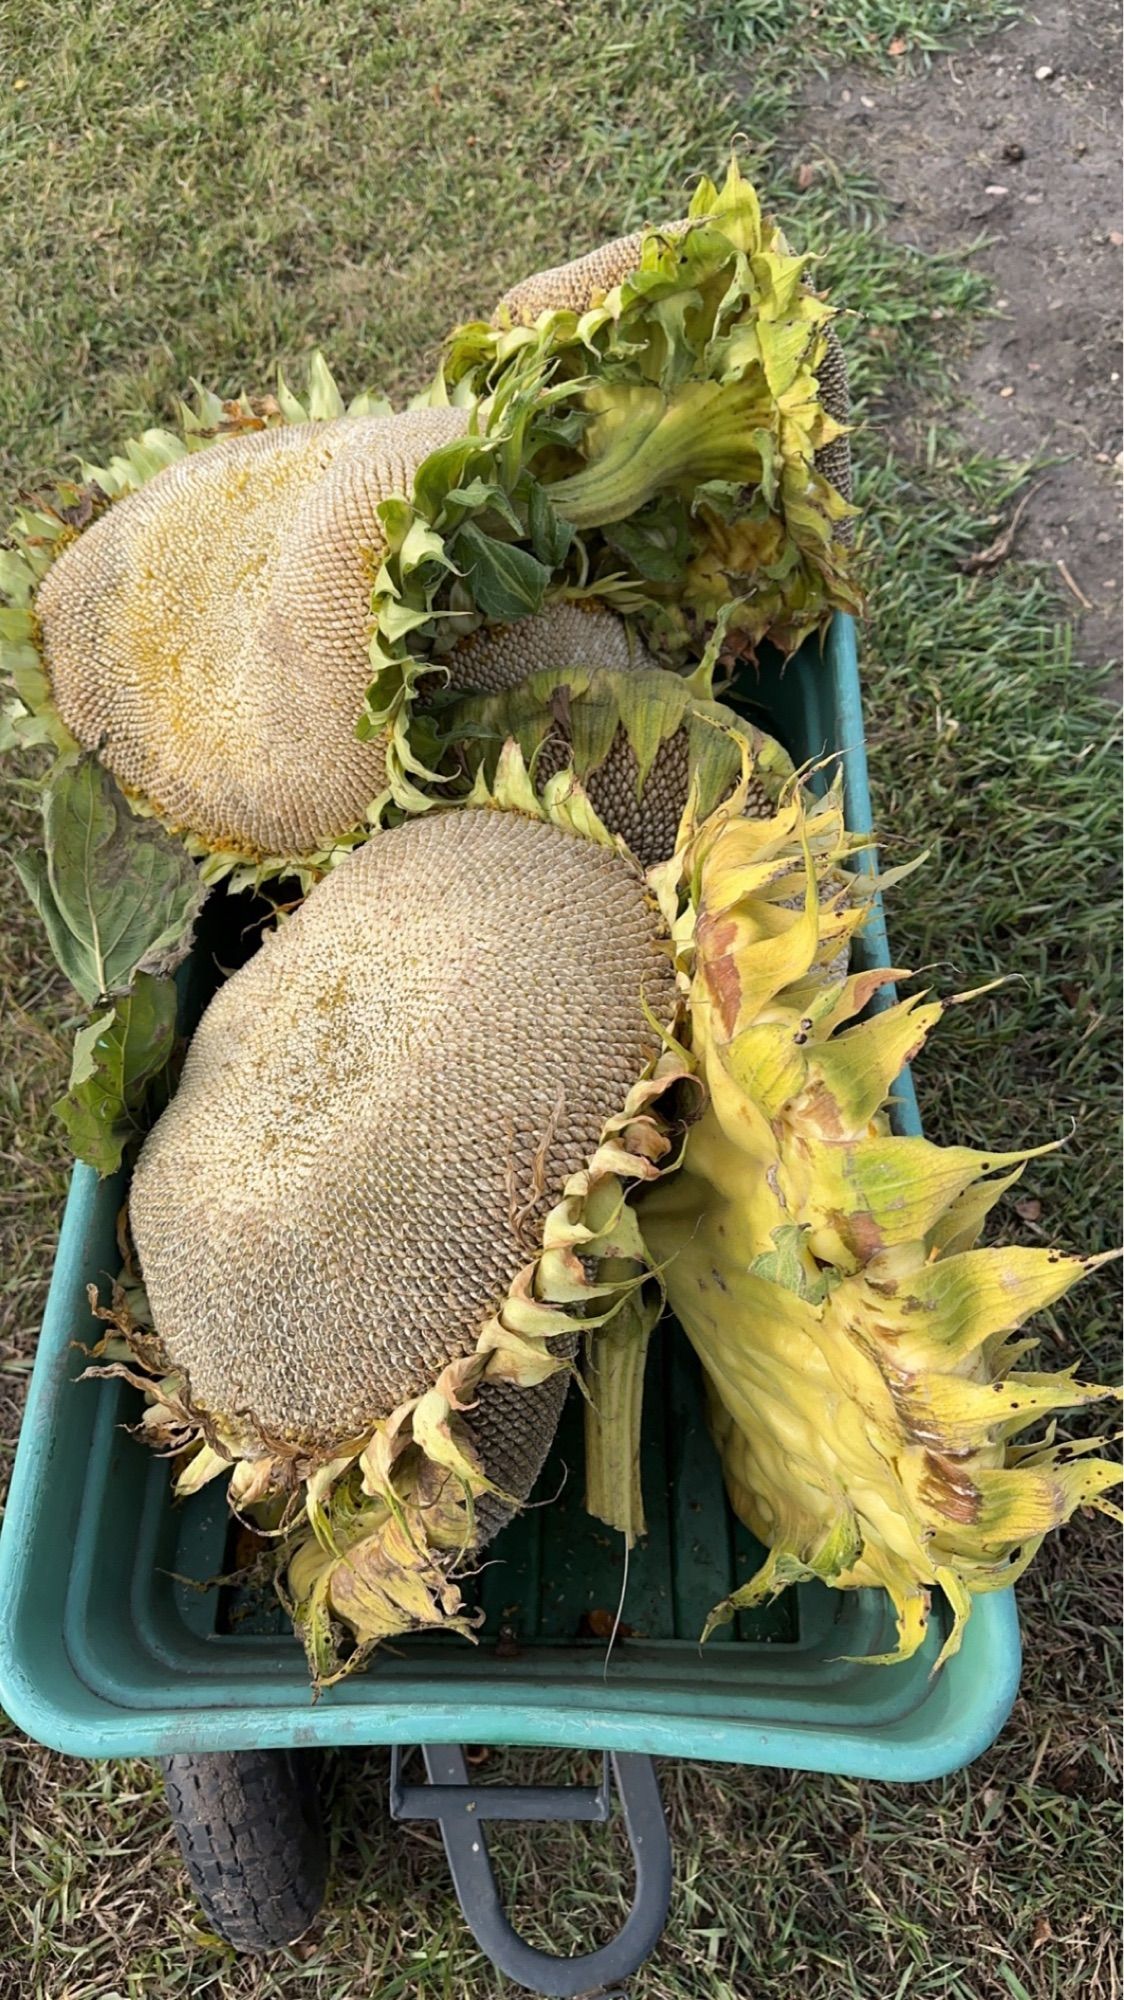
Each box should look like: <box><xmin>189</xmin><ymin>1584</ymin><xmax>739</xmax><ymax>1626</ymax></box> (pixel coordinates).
<box><xmin>0</xmin><ymin>1</ymin><xmax>1119</xmax><ymax>1995</ymax></box>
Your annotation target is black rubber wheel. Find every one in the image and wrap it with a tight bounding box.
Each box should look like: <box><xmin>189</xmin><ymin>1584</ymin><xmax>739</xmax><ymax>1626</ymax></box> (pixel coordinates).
<box><xmin>161</xmin><ymin>1749</ymin><xmax>327</xmax><ymax>1952</ymax></box>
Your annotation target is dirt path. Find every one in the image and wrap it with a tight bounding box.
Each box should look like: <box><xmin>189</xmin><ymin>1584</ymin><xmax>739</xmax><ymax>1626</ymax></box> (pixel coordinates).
<box><xmin>798</xmin><ymin>0</ymin><xmax>1122</xmax><ymax>683</ymax></box>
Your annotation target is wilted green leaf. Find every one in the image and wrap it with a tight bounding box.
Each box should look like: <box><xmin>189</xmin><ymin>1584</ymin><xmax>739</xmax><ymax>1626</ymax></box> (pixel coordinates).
<box><xmin>604</xmin><ymin>499</ymin><xmax>691</xmax><ymax>582</ymax></box>
<box><xmin>56</xmin><ymin>972</ymin><xmax>179</xmax><ymax>1174</ymax></box>
<box><xmin>650</xmin><ymin>289</ymin><xmax>698</xmax><ymax>390</ymax></box>
<box><xmin>615</xmin><ymin>667</ymin><xmax>692</xmax><ymax>791</ymax></box>
<box><xmin>453</xmin><ymin>521</ymin><xmax>551</xmax><ymax>621</ymax></box>
<box><xmin>525</xmin><ymin>477</ymin><xmax>575</xmax><ymax>569</ymax></box>
<box><xmin>14</xmin><ymin>755</ymin><xmax>204</xmax><ymax>1004</ymax></box>
<box><xmin>410</xmin><ymin>436</ymin><xmax>493</xmax><ymax>525</ymax></box>
<box><xmin>442</xmin><ymin>475</ymin><xmax>510</xmax><ymax>520</ymax></box>
<box><xmin>564</xmin><ymin>676</ymin><xmax>620</xmax><ymax>778</ymax></box>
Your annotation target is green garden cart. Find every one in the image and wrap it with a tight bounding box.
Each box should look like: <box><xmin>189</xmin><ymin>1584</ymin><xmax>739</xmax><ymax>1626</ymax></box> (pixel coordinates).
<box><xmin>0</xmin><ymin>614</ymin><xmax>1022</xmax><ymax>1996</ymax></box>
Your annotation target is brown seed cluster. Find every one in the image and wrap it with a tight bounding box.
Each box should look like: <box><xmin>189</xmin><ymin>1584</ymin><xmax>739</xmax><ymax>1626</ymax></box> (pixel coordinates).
<box><xmin>540</xmin><ymin>727</ymin><xmax>780</xmax><ymax>871</ymax></box>
<box><xmin>37</xmin><ymin>408</ymin><xmax>468</xmax><ymax>858</ymax></box>
<box><xmin>130</xmin><ymin>809</ymin><xmax>677</xmax><ymax>1455</ymax></box>
<box><xmin>814</xmin><ymin>324</ymin><xmax>853</xmax><ymax>516</ymax></box>
<box><xmin>495</xmin><ymin>226</ymin><xmax>677</xmax><ymax>325</ymax></box>
<box><xmin>447</xmin><ymin>601</ymin><xmax>656</xmax><ymax>695</ymax></box>
<box><xmin>447</xmin><ymin>604</ymin><xmax>776</xmax><ymax>868</ymax></box>
<box><xmin>468</xmin><ymin>1365</ymin><xmax>576</xmax><ymax>1542</ymax></box>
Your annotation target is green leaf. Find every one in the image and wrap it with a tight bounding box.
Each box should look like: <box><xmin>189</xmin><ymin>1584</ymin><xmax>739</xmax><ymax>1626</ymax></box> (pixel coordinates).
<box><xmin>374</xmin><ymin>495</ymin><xmax>415</xmax><ymax>552</ymax></box>
<box><xmin>567</xmin><ymin>678</ymin><xmax>621</xmax><ymax>778</ymax></box>
<box><xmin>442</xmin><ymin>475</ymin><xmax>508</xmax><ymax>517</ymax></box>
<box><xmin>346</xmin><ymin>389</ymin><xmax>394</xmax><ymax>419</ymax></box>
<box><xmin>452</xmin><ymin>522</ymin><xmax>551</xmax><ymax>622</ymax></box>
<box><xmin>474</xmin><ymin>489</ymin><xmax>527</xmax><ymax>540</ymax></box>
<box><xmin>684</xmin><ymin>710</ymin><xmax>744</xmax><ymax>819</ymax></box>
<box><xmin>411</xmin><ymin>436</ymin><xmax>494</xmax><ymax>525</ymax></box>
<box><xmin>56</xmin><ymin>973</ymin><xmax>178</xmax><ymax>1175</ymax></box>
<box><xmin>397</xmin><ymin>517</ymin><xmax>449</xmax><ymax>571</ymax></box>
<box><xmin>0</xmin><ymin>636</ymin><xmax>49</xmax><ymax>703</ymax></box>
<box><xmin>757</xmin><ymin>313</ymin><xmax>816</xmax><ymax>399</ymax></box>
<box><xmin>750</xmin><ymin>429</ymin><xmax>778</xmax><ymax>509</ymax></box>
<box><xmin>274</xmin><ymin>366</ymin><xmax>309</xmax><ymax>423</ymax></box>
<box><xmin>378</xmin><ymin>597</ymin><xmax>436</xmax><ymax>644</ymax></box>
<box><xmin>525</xmin><ymin>477</ymin><xmax>575</xmax><ymax>569</ymax></box>
<box><xmin>0</xmin><ymin>549</ymin><xmax>35</xmax><ymax>604</ymax></box>
<box><xmin>748</xmin><ymin>1225</ymin><xmax>833</xmax><ymax>1304</ymax></box>
<box><xmin>616</xmin><ymin>668</ymin><xmax>689</xmax><ymax>792</ymax></box>
<box><xmin>604</xmin><ymin>501</ymin><xmax>691</xmax><ymax>582</ymax></box>
<box><xmin>19</xmin><ymin>756</ymin><xmax>204</xmax><ymax>1004</ymax></box>
<box><xmin>1</xmin><ymin>701</ymin><xmax>78</xmax><ymax>754</ymax></box>
<box><xmin>650</xmin><ymin>290</ymin><xmax>699</xmax><ymax>390</ymax></box>
<box><xmin>689</xmin><ymin>477</ymin><xmax>749</xmax><ymax>525</ymax></box>
<box><xmin>13</xmin><ymin>845</ymin><xmax>90</xmax><ymax>992</ymax></box>
<box><xmin>138</xmin><ymin>428</ymin><xmax>188</xmax><ymax>474</ymax></box>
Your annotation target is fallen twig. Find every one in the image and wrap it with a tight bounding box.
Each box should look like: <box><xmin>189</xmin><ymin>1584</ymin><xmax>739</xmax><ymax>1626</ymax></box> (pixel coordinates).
<box><xmin>959</xmin><ymin>479</ymin><xmax>1046</xmax><ymax>573</ymax></box>
<box><xmin>1056</xmin><ymin>558</ymin><xmax>1094</xmax><ymax>609</ymax></box>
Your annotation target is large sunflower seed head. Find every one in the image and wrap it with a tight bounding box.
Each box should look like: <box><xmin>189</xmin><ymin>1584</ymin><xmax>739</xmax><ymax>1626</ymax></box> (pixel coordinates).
<box><xmin>36</xmin><ymin>407</ymin><xmax>468</xmax><ymax>859</ymax></box>
<box><xmin>129</xmin><ymin>807</ymin><xmax>677</xmax><ymax>1464</ymax></box>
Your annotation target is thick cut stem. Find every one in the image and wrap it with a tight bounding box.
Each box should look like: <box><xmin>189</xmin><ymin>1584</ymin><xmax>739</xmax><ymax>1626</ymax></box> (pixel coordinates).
<box><xmin>582</xmin><ymin>1285</ymin><xmax>657</xmax><ymax>1545</ymax></box>
<box><xmin>548</xmin><ymin>381</ymin><xmax>767</xmax><ymax>528</ymax></box>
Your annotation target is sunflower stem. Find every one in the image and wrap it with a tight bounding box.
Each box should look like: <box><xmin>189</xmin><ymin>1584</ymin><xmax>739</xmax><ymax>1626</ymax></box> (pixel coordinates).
<box><xmin>583</xmin><ymin>1285</ymin><xmax>655</xmax><ymax>1545</ymax></box>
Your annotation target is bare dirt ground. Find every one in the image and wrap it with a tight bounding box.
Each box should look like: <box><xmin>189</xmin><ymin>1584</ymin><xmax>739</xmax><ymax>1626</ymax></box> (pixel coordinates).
<box><xmin>799</xmin><ymin>0</ymin><xmax>1123</xmax><ymax>684</ymax></box>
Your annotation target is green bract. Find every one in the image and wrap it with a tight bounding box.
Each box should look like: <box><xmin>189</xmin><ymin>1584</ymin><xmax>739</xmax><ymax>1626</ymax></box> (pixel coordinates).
<box><xmin>434</xmin><ymin>656</ymin><xmax>795</xmax><ymax>846</ymax></box>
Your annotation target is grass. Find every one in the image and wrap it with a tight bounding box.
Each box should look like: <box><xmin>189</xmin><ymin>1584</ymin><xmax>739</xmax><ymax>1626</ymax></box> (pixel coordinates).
<box><xmin>0</xmin><ymin>0</ymin><xmax>1119</xmax><ymax>1995</ymax></box>
<box><xmin>0</xmin><ymin>0</ymin><xmax>1018</xmax><ymax>486</ymax></box>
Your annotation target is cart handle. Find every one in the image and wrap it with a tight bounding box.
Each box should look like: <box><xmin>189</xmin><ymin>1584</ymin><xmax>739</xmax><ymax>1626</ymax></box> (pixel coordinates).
<box><xmin>390</xmin><ymin>1744</ymin><xmax>671</xmax><ymax>1997</ymax></box>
